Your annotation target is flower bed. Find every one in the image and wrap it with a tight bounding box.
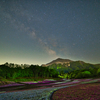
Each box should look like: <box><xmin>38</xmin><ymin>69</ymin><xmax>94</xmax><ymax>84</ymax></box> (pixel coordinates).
<box><xmin>52</xmin><ymin>81</ymin><xmax>100</xmax><ymax>100</ymax></box>
<box><xmin>0</xmin><ymin>83</ymin><xmax>24</xmax><ymax>88</ymax></box>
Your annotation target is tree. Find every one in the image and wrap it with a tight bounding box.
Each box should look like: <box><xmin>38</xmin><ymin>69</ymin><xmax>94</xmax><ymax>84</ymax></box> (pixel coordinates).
<box><xmin>60</xmin><ymin>69</ymin><xmax>66</xmax><ymax>75</ymax></box>
<box><xmin>9</xmin><ymin>63</ymin><xmax>14</xmax><ymax>67</ymax></box>
<box><xmin>75</xmin><ymin>72</ymin><xmax>83</xmax><ymax>79</ymax></box>
<box><xmin>82</xmin><ymin>71</ymin><xmax>91</xmax><ymax>78</ymax></box>
<box><xmin>12</xmin><ymin>72</ymin><xmax>18</xmax><ymax>79</ymax></box>
<box><xmin>0</xmin><ymin>68</ymin><xmax>2</xmax><ymax>72</ymax></box>
<box><xmin>97</xmin><ymin>68</ymin><xmax>100</xmax><ymax>76</ymax></box>
<box><xmin>5</xmin><ymin>62</ymin><xmax>9</xmax><ymax>66</ymax></box>
<box><xmin>49</xmin><ymin>68</ymin><xmax>59</xmax><ymax>78</ymax></box>
<box><xmin>75</xmin><ymin>71</ymin><xmax>91</xmax><ymax>79</ymax></box>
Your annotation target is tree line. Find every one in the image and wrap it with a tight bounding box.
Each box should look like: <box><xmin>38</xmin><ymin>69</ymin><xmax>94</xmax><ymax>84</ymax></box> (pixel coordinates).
<box><xmin>0</xmin><ymin>64</ymin><xmax>59</xmax><ymax>79</ymax></box>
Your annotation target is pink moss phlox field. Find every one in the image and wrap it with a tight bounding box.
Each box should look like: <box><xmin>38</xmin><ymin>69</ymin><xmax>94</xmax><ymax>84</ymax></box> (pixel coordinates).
<box><xmin>52</xmin><ymin>80</ymin><xmax>100</xmax><ymax>100</ymax></box>
<box><xmin>0</xmin><ymin>83</ymin><xmax>24</xmax><ymax>88</ymax></box>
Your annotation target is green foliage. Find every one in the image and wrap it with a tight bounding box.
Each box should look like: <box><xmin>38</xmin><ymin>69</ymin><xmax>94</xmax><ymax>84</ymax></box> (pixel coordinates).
<box><xmin>97</xmin><ymin>68</ymin><xmax>100</xmax><ymax>73</ymax></box>
<box><xmin>57</xmin><ymin>66</ymin><xmax>61</xmax><ymax>69</ymax></box>
<box><xmin>81</xmin><ymin>71</ymin><xmax>91</xmax><ymax>78</ymax></box>
<box><xmin>58</xmin><ymin>73</ymin><xmax>68</xmax><ymax>79</ymax></box>
<box><xmin>68</xmin><ymin>69</ymin><xmax>95</xmax><ymax>79</ymax></box>
<box><xmin>97</xmin><ymin>68</ymin><xmax>100</xmax><ymax>76</ymax></box>
<box><xmin>49</xmin><ymin>68</ymin><xmax>59</xmax><ymax>77</ymax></box>
<box><xmin>58</xmin><ymin>75</ymin><xmax>64</xmax><ymax>78</ymax></box>
<box><xmin>82</xmin><ymin>71</ymin><xmax>91</xmax><ymax>75</ymax></box>
<box><xmin>89</xmin><ymin>68</ymin><xmax>98</xmax><ymax>77</ymax></box>
<box><xmin>0</xmin><ymin>64</ymin><xmax>59</xmax><ymax>80</ymax></box>
<box><xmin>12</xmin><ymin>72</ymin><xmax>18</xmax><ymax>79</ymax></box>
<box><xmin>60</xmin><ymin>70</ymin><xmax>65</xmax><ymax>75</ymax></box>
<box><xmin>75</xmin><ymin>72</ymin><xmax>83</xmax><ymax>79</ymax></box>
<box><xmin>0</xmin><ymin>68</ymin><xmax>2</xmax><ymax>72</ymax></box>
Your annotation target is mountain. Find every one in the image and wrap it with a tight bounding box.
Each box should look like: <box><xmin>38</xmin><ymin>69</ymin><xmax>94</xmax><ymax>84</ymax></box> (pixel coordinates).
<box><xmin>41</xmin><ymin>58</ymin><xmax>100</xmax><ymax>74</ymax></box>
<box><xmin>42</xmin><ymin>58</ymin><xmax>73</xmax><ymax>67</ymax></box>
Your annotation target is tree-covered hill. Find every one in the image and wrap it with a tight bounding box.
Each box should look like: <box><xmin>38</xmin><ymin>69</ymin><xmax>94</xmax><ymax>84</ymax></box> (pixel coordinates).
<box><xmin>42</xmin><ymin>58</ymin><xmax>100</xmax><ymax>75</ymax></box>
<box><xmin>41</xmin><ymin>58</ymin><xmax>72</xmax><ymax>67</ymax></box>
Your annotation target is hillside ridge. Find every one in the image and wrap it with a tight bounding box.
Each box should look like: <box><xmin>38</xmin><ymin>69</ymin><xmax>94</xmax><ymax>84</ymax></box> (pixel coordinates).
<box><xmin>42</xmin><ymin>58</ymin><xmax>73</xmax><ymax>67</ymax></box>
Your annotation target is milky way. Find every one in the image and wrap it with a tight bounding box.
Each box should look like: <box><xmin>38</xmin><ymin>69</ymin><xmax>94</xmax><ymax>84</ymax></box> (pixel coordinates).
<box><xmin>0</xmin><ymin>0</ymin><xmax>100</xmax><ymax>65</ymax></box>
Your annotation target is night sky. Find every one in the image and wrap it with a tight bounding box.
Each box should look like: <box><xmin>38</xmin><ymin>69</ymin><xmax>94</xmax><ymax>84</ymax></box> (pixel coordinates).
<box><xmin>0</xmin><ymin>0</ymin><xmax>100</xmax><ymax>65</ymax></box>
